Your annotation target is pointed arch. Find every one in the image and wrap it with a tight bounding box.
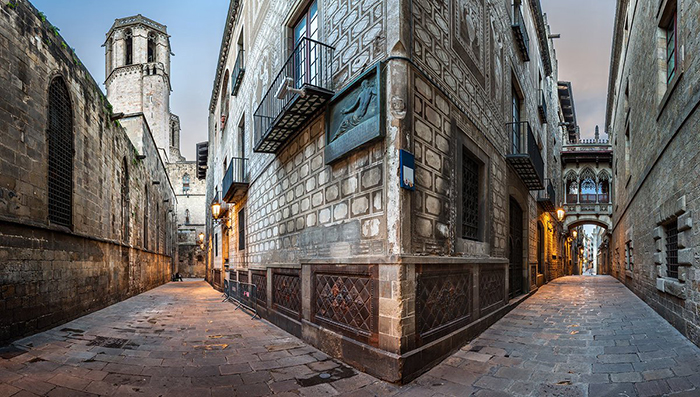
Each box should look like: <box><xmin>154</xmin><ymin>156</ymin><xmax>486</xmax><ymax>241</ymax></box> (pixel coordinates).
<box><xmin>124</xmin><ymin>28</ymin><xmax>133</xmax><ymax>65</ymax></box>
<box><xmin>565</xmin><ymin>170</ymin><xmax>578</xmax><ymax>203</ymax></box>
<box><xmin>121</xmin><ymin>157</ymin><xmax>130</xmax><ymax>240</ymax></box>
<box><xmin>147</xmin><ymin>31</ymin><xmax>157</xmax><ymax>63</ymax></box>
<box><xmin>47</xmin><ymin>76</ymin><xmax>74</xmax><ymax>228</ymax></box>
<box><xmin>579</xmin><ymin>168</ymin><xmax>597</xmax><ymax>203</ymax></box>
<box><xmin>598</xmin><ymin>169</ymin><xmax>611</xmax><ymax>203</ymax></box>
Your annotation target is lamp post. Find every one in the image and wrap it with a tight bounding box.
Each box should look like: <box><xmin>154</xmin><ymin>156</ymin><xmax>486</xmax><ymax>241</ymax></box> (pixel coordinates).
<box><xmin>211</xmin><ymin>202</ymin><xmax>222</xmax><ymax>220</ymax></box>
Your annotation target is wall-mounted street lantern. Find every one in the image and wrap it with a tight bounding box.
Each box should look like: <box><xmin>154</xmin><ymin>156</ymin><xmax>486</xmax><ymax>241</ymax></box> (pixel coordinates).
<box><xmin>572</xmin><ymin>229</ymin><xmax>578</xmax><ymax>239</ymax></box>
<box><xmin>211</xmin><ymin>202</ymin><xmax>222</xmax><ymax>220</ymax></box>
<box><xmin>556</xmin><ymin>208</ymin><xmax>565</xmax><ymax>222</ymax></box>
<box><xmin>198</xmin><ymin>232</ymin><xmax>205</xmax><ymax>243</ymax></box>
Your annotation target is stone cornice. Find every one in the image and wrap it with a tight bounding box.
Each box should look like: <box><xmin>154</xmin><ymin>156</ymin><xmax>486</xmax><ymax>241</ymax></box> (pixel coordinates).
<box><xmin>209</xmin><ymin>0</ymin><xmax>241</xmax><ymax>113</ymax></box>
<box><xmin>605</xmin><ymin>0</ymin><xmax>629</xmax><ymax>133</ymax></box>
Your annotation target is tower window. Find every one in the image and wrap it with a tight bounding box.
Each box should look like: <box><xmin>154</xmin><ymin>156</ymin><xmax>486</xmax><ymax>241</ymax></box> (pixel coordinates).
<box><xmin>185</xmin><ymin>209</ymin><xmax>190</xmax><ymax>224</ymax></box>
<box><xmin>183</xmin><ymin>173</ymin><xmax>190</xmax><ymax>193</ymax></box>
<box><xmin>125</xmin><ymin>29</ymin><xmax>133</xmax><ymax>65</ymax></box>
<box><xmin>47</xmin><ymin>76</ymin><xmax>74</xmax><ymax>228</ymax></box>
<box><xmin>148</xmin><ymin>31</ymin><xmax>157</xmax><ymax>63</ymax></box>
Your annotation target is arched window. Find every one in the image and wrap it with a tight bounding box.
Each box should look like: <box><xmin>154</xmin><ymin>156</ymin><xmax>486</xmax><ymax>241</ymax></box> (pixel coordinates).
<box><xmin>125</xmin><ymin>29</ymin><xmax>133</xmax><ymax>65</ymax></box>
<box><xmin>183</xmin><ymin>174</ymin><xmax>190</xmax><ymax>193</ymax></box>
<box><xmin>156</xmin><ymin>203</ymin><xmax>160</xmax><ymax>252</ymax></box>
<box><xmin>147</xmin><ymin>31</ymin><xmax>157</xmax><ymax>63</ymax></box>
<box><xmin>185</xmin><ymin>209</ymin><xmax>190</xmax><ymax>224</ymax></box>
<box><xmin>598</xmin><ymin>170</ymin><xmax>610</xmax><ymax>203</ymax></box>
<box><xmin>579</xmin><ymin>168</ymin><xmax>597</xmax><ymax>203</ymax></box>
<box><xmin>144</xmin><ymin>184</ymin><xmax>149</xmax><ymax>249</ymax></box>
<box><xmin>47</xmin><ymin>76</ymin><xmax>74</xmax><ymax>228</ymax></box>
<box><xmin>106</xmin><ymin>38</ymin><xmax>113</xmax><ymax>73</ymax></box>
<box><xmin>121</xmin><ymin>158</ymin><xmax>130</xmax><ymax>240</ymax></box>
<box><xmin>220</xmin><ymin>70</ymin><xmax>230</xmax><ymax>129</ymax></box>
<box><xmin>565</xmin><ymin>171</ymin><xmax>578</xmax><ymax>204</ymax></box>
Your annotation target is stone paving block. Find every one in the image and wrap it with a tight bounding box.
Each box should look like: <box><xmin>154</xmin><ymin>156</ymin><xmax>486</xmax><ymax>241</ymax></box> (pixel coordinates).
<box><xmin>474</xmin><ymin>375</ymin><xmax>513</xmax><ymax>391</ymax></box>
<box><xmin>589</xmin><ymin>382</ymin><xmax>637</xmax><ymax>396</ymax></box>
<box><xmin>635</xmin><ymin>380</ymin><xmax>671</xmax><ymax>397</ymax></box>
<box><xmin>46</xmin><ymin>373</ymin><xmax>91</xmax><ymax>391</ymax></box>
<box><xmin>642</xmin><ymin>368</ymin><xmax>675</xmax><ymax>380</ymax></box>
<box><xmin>298</xmin><ymin>383</ymin><xmax>339</xmax><ymax>396</ymax></box>
<box><xmin>610</xmin><ymin>371</ymin><xmax>643</xmax><ymax>383</ymax></box>
<box><xmin>234</xmin><ymin>382</ymin><xmax>272</xmax><ymax>396</ymax></box>
<box><xmin>592</xmin><ymin>363</ymin><xmax>634</xmax><ymax>373</ymax></box>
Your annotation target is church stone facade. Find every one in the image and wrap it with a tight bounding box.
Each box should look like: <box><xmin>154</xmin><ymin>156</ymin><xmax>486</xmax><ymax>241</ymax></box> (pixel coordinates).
<box><xmin>607</xmin><ymin>0</ymin><xmax>700</xmax><ymax>346</ymax></box>
<box><xmin>105</xmin><ymin>14</ymin><xmax>207</xmax><ymax>279</ymax></box>
<box><xmin>206</xmin><ymin>0</ymin><xmax>568</xmax><ymax>382</ymax></box>
<box><xmin>0</xmin><ymin>3</ymin><xmax>176</xmax><ymax>344</ymax></box>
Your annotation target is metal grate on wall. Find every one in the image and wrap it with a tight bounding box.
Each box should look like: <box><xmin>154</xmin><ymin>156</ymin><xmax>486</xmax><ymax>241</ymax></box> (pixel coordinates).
<box><xmin>47</xmin><ymin>77</ymin><xmax>73</xmax><ymax>228</ymax></box>
<box><xmin>666</xmin><ymin>220</ymin><xmax>679</xmax><ymax>279</ymax></box>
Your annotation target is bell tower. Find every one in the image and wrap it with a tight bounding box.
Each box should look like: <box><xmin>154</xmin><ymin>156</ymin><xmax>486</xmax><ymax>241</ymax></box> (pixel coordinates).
<box><xmin>105</xmin><ymin>14</ymin><xmax>173</xmax><ymax>162</ymax></box>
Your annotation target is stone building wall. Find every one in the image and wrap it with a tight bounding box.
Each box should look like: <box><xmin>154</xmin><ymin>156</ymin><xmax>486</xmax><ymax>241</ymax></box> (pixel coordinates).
<box><xmin>205</xmin><ymin>0</ymin><xmax>566</xmax><ymax>383</ymax></box>
<box><xmin>608</xmin><ymin>0</ymin><xmax>700</xmax><ymax>345</ymax></box>
<box><xmin>167</xmin><ymin>161</ymin><xmax>206</xmax><ymax>277</ymax></box>
<box><xmin>0</xmin><ymin>1</ymin><xmax>176</xmax><ymax>344</ymax></box>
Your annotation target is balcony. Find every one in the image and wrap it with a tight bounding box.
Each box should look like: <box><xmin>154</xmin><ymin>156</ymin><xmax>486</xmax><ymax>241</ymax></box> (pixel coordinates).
<box><xmin>537</xmin><ymin>179</ymin><xmax>556</xmax><ymax>212</ymax></box>
<box><xmin>254</xmin><ymin>37</ymin><xmax>334</xmax><ymax>154</ymax></box>
<box><xmin>222</xmin><ymin>157</ymin><xmax>249</xmax><ymax>203</ymax></box>
<box><xmin>231</xmin><ymin>48</ymin><xmax>245</xmax><ymax>96</ymax></box>
<box><xmin>506</xmin><ymin>121</ymin><xmax>544</xmax><ymax>190</ymax></box>
<box><xmin>511</xmin><ymin>4</ymin><xmax>530</xmax><ymax>61</ymax></box>
<box><xmin>538</xmin><ymin>89</ymin><xmax>547</xmax><ymax>123</ymax></box>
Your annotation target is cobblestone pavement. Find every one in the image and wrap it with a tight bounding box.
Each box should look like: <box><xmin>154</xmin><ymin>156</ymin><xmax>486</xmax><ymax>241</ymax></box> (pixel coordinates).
<box><xmin>1</xmin><ymin>276</ymin><xmax>700</xmax><ymax>396</ymax></box>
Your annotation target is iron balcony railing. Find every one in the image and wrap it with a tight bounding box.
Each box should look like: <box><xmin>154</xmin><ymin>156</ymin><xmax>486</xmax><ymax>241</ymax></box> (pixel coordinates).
<box><xmin>222</xmin><ymin>157</ymin><xmax>249</xmax><ymax>203</ymax></box>
<box><xmin>537</xmin><ymin>179</ymin><xmax>556</xmax><ymax>211</ymax></box>
<box><xmin>254</xmin><ymin>37</ymin><xmax>334</xmax><ymax>153</ymax></box>
<box><xmin>511</xmin><ymin>4</ymin><xmax>530</xmax><ymax>61</ymax></box>
<box><xmin>231</xmin><ymin>48</ymin><xmax>245</xmax><ymax>96</ymax></box>
<box><xmin>506</xmin><ymin>121</ymin><xmax>544</xmax><ymax>190</ymax></box>
<box><xmin>538</xmin><ymin>89</ymin><xmax>547</xmax><ymax>123</ymax></box>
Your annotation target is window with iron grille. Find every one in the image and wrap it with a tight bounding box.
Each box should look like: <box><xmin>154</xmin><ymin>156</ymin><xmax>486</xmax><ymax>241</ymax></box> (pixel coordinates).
<box><xmin>121</xmin><ymin>158</ymin><xmax>129</xmax><ymax>240</ymax></box>
<box><xmin>461</xmin><ymin>148</ymin><xmax>480</xmax><ymax>240</ymax></box>
<box><xmin>238</xmin><ymin>208</ymin><xmax>246</xmax><ymax>250</ymax></box>
<box><xmin>665</xmin><ymin>11</ymin><xmax>677</xmax><ymax>84</ymax></box>
<box><xmin>144</xmin><ymin>185</ymin><xmax>149</xmax><ymax>250</ymax></box>
<box><xmin>666</xmin><ymin>220</ymin><xmax>678</xmax><ymax>278</ymax></box>
<box><xmin>47</xmin><ymin>77</ymin><xmax>74</xmax><ymax>228</ymax></box>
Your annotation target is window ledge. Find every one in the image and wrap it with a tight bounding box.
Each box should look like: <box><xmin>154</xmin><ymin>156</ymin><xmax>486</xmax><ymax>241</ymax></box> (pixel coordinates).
<box><xmin>657</xmin><ymin>71</ymin><xmax>683</xmax><ymax>121</ymax></box>
<box><xmin>625</xmin><ymin>270</ymin><xmax>634</xmax><ymax>279</ymax></box>
<box><xmin>656</xmin><ymin>276</ymin><xmax>686</xmax><ymax>299</ymax></box>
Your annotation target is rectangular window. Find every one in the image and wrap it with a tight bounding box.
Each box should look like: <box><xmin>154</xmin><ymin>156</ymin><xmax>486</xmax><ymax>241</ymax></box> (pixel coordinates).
<box><xmin>665</xmin><ymin>11</ymin><xmax>677</xmax><ymax>84</ymax></box>
<box><xmin>238</xmin><ymin>208</ymin><xmax>246</xmax><ymax>250</ymax></box>
<box><xmin>461</xmin><ymin>148</ymin><xmax>480</xmax><ymax>241</ymax></box>
<box><xmin>666</xmin><ymin>220</ymin><xmax>678</xmax><ymax>278</ymax></box>
<box><xmin>511</xmin><ymin>88</ymin><xmax>521</xmax><ymax>154</ymax></box>
<box><xmin>215</xmin><ymin>233</ymin><xmax>219</xmax><ymax>257</ymax></box>
<box><xmin>625</xmin><ymin>241</ymin><xmax>633</xmax><ymax>271</ymax></box>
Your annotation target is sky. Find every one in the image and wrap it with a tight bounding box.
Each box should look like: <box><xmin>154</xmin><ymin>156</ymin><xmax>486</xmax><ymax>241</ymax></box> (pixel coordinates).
<box><xmin>540</xmin><ymin>0</ymin><xmax>616</xmax><ymax>139</ymax></box>
<box><xmin>31</xmin><ymin>0</ymin><xmax>615</xmax><ymax>157</ymax></box>
<box><xmin>31</xmin><ymin>0</ymin><xmax>228</xmax><ymax>160</ymax></box>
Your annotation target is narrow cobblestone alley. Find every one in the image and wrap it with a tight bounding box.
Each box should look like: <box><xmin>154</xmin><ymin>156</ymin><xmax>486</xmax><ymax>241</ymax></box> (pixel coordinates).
<box><xmin>2</xmin><ymin>277</ymin><xmax>700</xmax><ymax>397</ymax></box>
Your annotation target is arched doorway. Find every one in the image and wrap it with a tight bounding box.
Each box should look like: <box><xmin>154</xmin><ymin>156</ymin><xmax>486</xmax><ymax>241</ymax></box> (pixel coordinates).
<box><xmin>509</xmin><ymin>197</ymin><xmax>524</xmax><ymax>299</ymax></box>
